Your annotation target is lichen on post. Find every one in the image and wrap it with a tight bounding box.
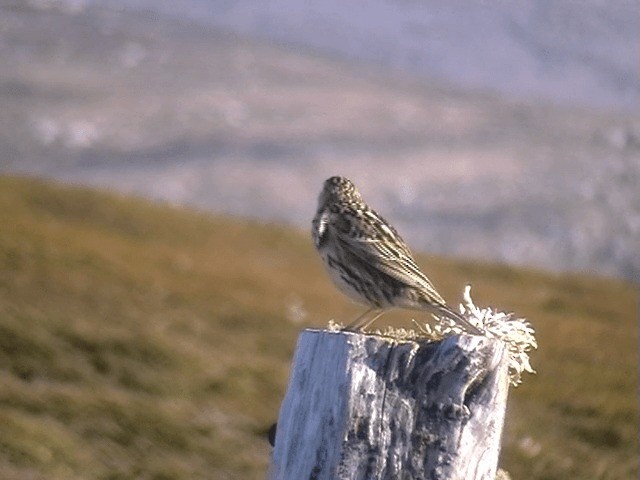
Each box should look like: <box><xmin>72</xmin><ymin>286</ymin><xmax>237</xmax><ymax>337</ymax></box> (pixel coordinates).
<box><xmin>269</xmin><ymin>288</ymin><xmax>536</xmax><ymax>480</ymax></box>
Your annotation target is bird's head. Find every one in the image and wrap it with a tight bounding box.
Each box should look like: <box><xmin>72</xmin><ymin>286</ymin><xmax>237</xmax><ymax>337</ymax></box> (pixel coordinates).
<box><xmin>317</xmin><ymin>176</ymin><xmax>362</xmax><ymax>208</ymax></box>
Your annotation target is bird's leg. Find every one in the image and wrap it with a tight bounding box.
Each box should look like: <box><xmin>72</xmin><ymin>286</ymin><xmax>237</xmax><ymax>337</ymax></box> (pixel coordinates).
<box><xmin>357</xmin><ymin>310</ymin><xmax>387</xmax><ymax>332</ymax></box>
<box><xmin>342</xmin><ymin>308</ymin><xmax>375</xmax><ymax>331</ymax></box>
<box><xmin>343</xmin><ymin>308</ymin><xmax>384</xmax><ymax>332</ymax></box>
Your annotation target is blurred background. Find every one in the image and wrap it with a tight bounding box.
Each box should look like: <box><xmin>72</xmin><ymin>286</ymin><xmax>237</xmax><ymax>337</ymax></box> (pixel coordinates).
<box><xmin>0</xmin><ymin>1</ymin><xmax>637</xmax><ymax>479</ymax></box>
<box><xmin>2</xmin><ymin>0</ymin><xmax>639</xmax><ymax>280</ymax></box>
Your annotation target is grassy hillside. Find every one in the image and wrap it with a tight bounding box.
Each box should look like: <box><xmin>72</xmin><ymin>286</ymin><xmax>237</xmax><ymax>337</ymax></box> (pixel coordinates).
<box><xmin>0</xmin><ymin>175</ymin><xmax>636</xmax><ymax>480</ymax></box>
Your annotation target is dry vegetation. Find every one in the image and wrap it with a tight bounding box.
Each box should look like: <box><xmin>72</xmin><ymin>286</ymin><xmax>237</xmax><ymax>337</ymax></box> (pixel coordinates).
<box><xmin>0</xmin><ymin>175</ymin><xmax>636</xmax><ymax>479</ymax></box>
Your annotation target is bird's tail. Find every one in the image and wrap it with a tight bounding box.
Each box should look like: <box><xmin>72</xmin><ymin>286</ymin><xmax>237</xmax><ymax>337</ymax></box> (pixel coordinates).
<box><xmin>434</xmin><ymin>303</ymin><xmax>483</xmax><ymax>335</ymax></box>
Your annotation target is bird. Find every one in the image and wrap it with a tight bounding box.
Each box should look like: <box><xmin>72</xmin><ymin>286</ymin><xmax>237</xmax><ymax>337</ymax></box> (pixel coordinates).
<box><xmin>311</xmin><ymin>176</ymin><xmax>482</xmax><ymax>334</ymax></box>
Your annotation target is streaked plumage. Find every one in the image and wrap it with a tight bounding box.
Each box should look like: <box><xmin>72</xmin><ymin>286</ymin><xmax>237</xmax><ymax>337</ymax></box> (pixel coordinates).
<box><xmin>312</xmin><ymin>176</ymin><xmax>481</xmax><ymax>334</ymax></box>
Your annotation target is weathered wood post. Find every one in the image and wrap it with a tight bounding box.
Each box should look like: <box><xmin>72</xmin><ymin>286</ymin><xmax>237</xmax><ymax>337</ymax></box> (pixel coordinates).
<box><xmin>269</xmin><ymin>329</ymin><xmax>509</xmax><ymax>480</ymax></box>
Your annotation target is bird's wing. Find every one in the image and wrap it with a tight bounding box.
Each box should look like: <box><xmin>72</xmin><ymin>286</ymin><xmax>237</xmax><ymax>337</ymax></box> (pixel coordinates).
<box><xmin>330</xmin><ymin>206</ymin><xmax>446</xmax><ymax>305</ymax></box>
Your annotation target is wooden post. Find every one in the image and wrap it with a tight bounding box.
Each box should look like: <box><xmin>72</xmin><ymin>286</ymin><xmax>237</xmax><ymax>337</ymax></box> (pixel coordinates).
<box><xmin>269</xmin><ymin>329</ymin><xmax>509</xmax><ymax>480</ymax></box>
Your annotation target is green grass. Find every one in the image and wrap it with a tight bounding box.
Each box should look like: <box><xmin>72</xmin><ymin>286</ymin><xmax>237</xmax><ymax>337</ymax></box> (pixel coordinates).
<box><xmin>0</xmin><ymin>175</ymin><xmax>636</xmax><ymax>479</ymax></box>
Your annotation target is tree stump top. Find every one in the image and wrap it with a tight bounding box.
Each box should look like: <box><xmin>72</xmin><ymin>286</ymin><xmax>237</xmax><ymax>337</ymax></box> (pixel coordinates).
<box><xmin>271</xmin><ymin>329</ymin><xmax>509</xmax><ymax>480</ymax></box>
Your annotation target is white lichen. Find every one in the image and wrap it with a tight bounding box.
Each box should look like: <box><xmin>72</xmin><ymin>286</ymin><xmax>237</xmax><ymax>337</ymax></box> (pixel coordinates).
<box><xmin>327</xmin><ymin>285</ymin><xmax>537</xmax><ymax>387</ymax></box>
<box><xmin>462</xmin><ymin>285</ymin><xmax>537</xmax><ymax>386</ymax></box>
<box><xmin>415</xmin><ymin>285</ymin><xmax>537</xmax><ymax>386</ymax></box>
<box><xmin>327</xmin><ymin>319</ymin><xmax>344</xmax><ymax>332</ymax></box>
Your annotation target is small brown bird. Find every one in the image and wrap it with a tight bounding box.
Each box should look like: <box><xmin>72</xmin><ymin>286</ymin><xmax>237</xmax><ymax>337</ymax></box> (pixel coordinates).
<box><xmin>312</xmin><ymin>176</ymin><xmax>481</xmax><ymax>334</ymax></box>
